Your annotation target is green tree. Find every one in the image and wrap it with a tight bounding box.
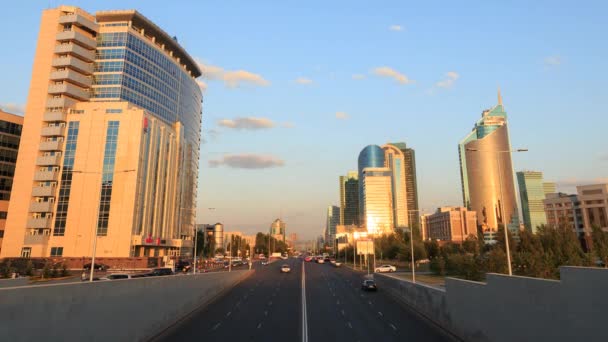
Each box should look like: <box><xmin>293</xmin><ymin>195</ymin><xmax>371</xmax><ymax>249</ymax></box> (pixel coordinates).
<box><xmin>424</xmin><ymin>240</ymin><xmax>440</xmax><ymax>259</ymax></box>
<box><xmin>591</xmin><ymin>225</ymin><xmax>608</xmax><ymax>267</ymax></box>
<box><xmin>462</xmin><ymin>234</ymin><xmax>480</xmax><ymax>254</ymax></box>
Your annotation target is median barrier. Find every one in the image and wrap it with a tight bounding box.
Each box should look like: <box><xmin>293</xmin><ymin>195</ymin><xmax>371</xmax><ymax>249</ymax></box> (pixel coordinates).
<box><xmin>0</xmin><ymin>270</ymin><xmax>252</xmax><ymax>342</ymax></box>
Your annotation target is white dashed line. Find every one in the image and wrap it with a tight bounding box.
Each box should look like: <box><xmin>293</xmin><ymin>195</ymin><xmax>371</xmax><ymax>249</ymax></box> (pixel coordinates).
<box><xmin>257</xmin><ymin>323</ymin><xmax>263</xmax><ymax>329</ymax></box>
<box><xmin>226</xmin><ymin>311</ymin><xmax>231</xmax><ymax>317</ymax></box>
<box><xmin>347</xmin><ymin>322</ymin><xmax>353</xmax><ymax>329</ymax></box>
<box><xmin>368</xmin><ymin>301</ymin><xmax>372</xmax><ymax>305</ymax></box>
<box><xmin>212</xmin><ymin>323</ymin><xmax>221</xmax><ymax>331</ymax></box>
<box><xmin>341</xmin><ymin>309</ymin><xmax>345</xmax><ymax>316</ymax></box>
<box><xmin>390</xmin><ymin>323</ymin><xmax>397</xmax><ymax>331</ymax></box>
<box><xmin>378</xmin><ymin>312</ymin><xmax>383</xmax><ymax>317</ymax></box>
<box><xmin>336</xmin><ymin>300</ymin><xmax>340</xmax><ymax>305</ymax></box>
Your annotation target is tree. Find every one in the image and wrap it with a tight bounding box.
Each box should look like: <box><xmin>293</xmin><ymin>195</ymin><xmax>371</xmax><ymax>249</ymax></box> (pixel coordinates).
<box><xmin>424</xmin><ymin>240</ymin><xmax>440</xmax><ymax>260</ymax></box>
<box><xmin>462</xmin><ymin>234</ymin><xmax>480</xmax><ymax>254</ymax></box>
<box><xmin>591</xmin><ymin>225</ymin><xmax>608</xmax><ymax>267</ymax></box>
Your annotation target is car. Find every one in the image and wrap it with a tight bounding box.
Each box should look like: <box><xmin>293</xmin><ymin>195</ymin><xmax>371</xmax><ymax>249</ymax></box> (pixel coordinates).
<box><xmin>261</xmin><ymin>261</ymin><xmax>269</xmax><ymax>266</ymax></box>
<box><xmin>304</xmin><ymin>256</ymin><xmax>312</xmax><ymax>262</ymax></box>
<box><xmin>101</xmin><ymin>274</ymin><xmax>132</xmax><ymax>280</ymax></box>
<box><xmin>149</xmin><ymin>268</ymin><xmax>174</xmax><ymax>276</ymax></box>
<box><xmin>324</xmin><ymin>256</ymin><xmax>331</xmax><ymax>262</ymax></box>
<box><xmin>362</xmin><ymin>279</ymin><xmax>377</xmax><ymax>291</ymax></box>
<box><xmin>333</xmin><ymin>262</ymin><xmax>342</xmax><ymax>267</ymax></box>
<box><xmin>317</xmin><ymin>258</ymin><xmax>325</xmax><ymax>264</ymax></box>
<box><xmin>83</xmin><ymin>263</ymin><xmax>109</xmax><ymax>271</ymax></box>
<box><xmin>175</xmin><ymin>260</ymin><xmax>192</xmax><ymax>272</ymax></box>
<box><xmin>374</xmin><ymin>265</ymin><xmax>397</xmax><ymax>273</ymax></box>
<box><xmin>281</xmin><ymin>264</ymin><xmax>291</xmax><ymax>273</ymax></box>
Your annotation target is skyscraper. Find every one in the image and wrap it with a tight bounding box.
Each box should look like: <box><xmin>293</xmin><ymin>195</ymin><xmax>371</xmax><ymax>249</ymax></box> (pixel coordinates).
<box><xmin>325</xmin><ymin>205</ymin><xmax>340</xmax><ymax>248</ymax></box>
<box><xmin>388</xmin><ymin>142</ymin><xmax>419</xmax><ymax>228</ymax></box>
<box><xmin>339</xmin><ymin>171</ymin><xmax>359</xmax><ymax>226</ymax></box>
<box><xmin>517</xmin><ymin>171</ymin><xmax>550</xmax><ymax>233</ymax></box>
<box><xmin>1</xmin><ymin>6</ymin><xmax>202</xmax><ymax>258</ymax></box>
<box><xmin>361</xmin><ymin>167</ymin><xmax>394</xmax><ymax>235</ymax></box>
<box><xmin>382</xmin><ymin>143</ymin><xmax>409</xmax><ymax>228</ymax></box>
<box><xmin>0</xmin><ymin>110</ymin><xmax>23</xmax><ymax>254</ymax></box>
<box><xmin>270</xmin><ymin>218</ymin><xmax>286</xmax><ymax>243</ymax></box>
<box><xmin>458</xmin><ymin>91</ymin><xmax>519</xmax><ymax>232</ymax></box>
<box><xmin>358</xmin><ymin>145</ymin><xmax>385</xmax><ymax>226</ymax></box>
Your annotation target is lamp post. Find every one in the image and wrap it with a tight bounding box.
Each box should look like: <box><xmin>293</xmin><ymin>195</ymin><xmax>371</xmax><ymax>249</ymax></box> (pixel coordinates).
<box><xmin>73</xmin><ymin>169</ymin><xmax>135</xmax><ymax>282</ymax></box>
<box><xmin>407</xmin><ymin>210</ymin><xmax>422</xmax><ymax>283</ymax></box>
<box><xmin>466</xmin><ymin>148</ymin><xmax>528</xmax><ymax>276</ymax></box>
<box><xmin>179</xmin><ymin>207</ymin><xmax>197</xmax><ymax>274</ymax></box>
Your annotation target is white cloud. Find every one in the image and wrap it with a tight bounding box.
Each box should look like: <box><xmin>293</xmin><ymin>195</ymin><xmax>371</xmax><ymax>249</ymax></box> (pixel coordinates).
<box><xmin>544</xmin><ymin>55</ymin><xmax>562</xmax><ymax>67</ymax></box>
<box><xmin>209</xmin><ymin>154</ymin><xmax>285</xmax><ymax>169</ymax></box>
<box><xmin>435</xmin><ymin>71</ymin><xmax>460</xmax><ymax>88</ymax></box>
<box><xmin>389</xmin><ymin>25</ymin><xmax>403</xmax><ymax>31</ymax></box>
<box><xmin>294</xmin><ymin>77</ymin><xmax>313</xmax><ymax>85</ymax></box>
<box><xmin>0</xmin><ymin>103</ymin><xmax>25</xmax><ymax>115</ymax></box>
<box><xmin>196</xmin><ymin>59</ymin><xmax>270</xmax><ymax>88</ymax></box>
<box><xmin>352</xmin><ymin>74</ymin><xmax>366</xmax><ymax>80</ymax></box>
<box><xmin>335</xmin><ymin>111</ymin><xmax>349</xmax><ymax>120</ymax></box>
<box><xmin>371</xmin><ymin>67</ymin><xmax>414</xmax><ymax>84</ymax></box>
<box><xmin>217</xmin><ymin>117</ymin><xmax>275</xmax><ymax>130</ymax></box>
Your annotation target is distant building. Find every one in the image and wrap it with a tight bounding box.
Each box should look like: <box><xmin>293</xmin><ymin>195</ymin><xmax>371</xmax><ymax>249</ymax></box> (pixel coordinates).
<box><xmin>459</xmin><ymin>90</ymin><xmax>519</xmax><ymax>233</ymax></box>
<box><xmin>325</xmin><ymin>205</ymin><xmax>340</xmax><ymax>248</ymax></box>
<box><xmin>0</xmin><ymin>110</ymin><xmax>23</xmax><ymax>254</ymax></box>
<box><xmin>361</xmin><ymin>167</ymin><xmax>394</xmax><ymax>235</ymax></box>
<box><xmin>578</xmin><ymin>184</ymin><xmax>608</xmax><ymax>232</ymax></box>
<box><xmin>517</xmin><ymin>171</ymin><xmax>552</xmax><ymax>233</ymax></box>
<box><xmin>270</xmin><ymin>218</ymin><xmax>286</xmax><ymax>243</ymax></box>
<box><xmin>358</xmin><ymin>145</ymin><xmax>385</xmax><ymax>225</ymax></box>
<box><xmin>387</xmin><ymin>142</ymin><xmax>419</xmax><ymax>228</ymax></box>
<box><xmin>339</xmin><ymin>171</ymin><xmax>359</xmax><ymax>226</ymax></box>
<box><xmin>544</xmin><ymin>193</ymin><xmax>585</xmax><ymax>247</ymax></box>
<box><xmin>287</xmin><ymin>233</ymin><xmax>298</xmax><ymax>248</ymax></box>
<box><xmin>421</xmin><ymin>207</ymin><xmax>477</xmax><ymax>243</ymax></box>
<box><xmin>543</xmin><ymin>182</ymin><xmax>557</xmax><ymax>195</ymax></box>
<box><xmin>382</xmin><ymin>144</ymin><xmax>409</xmax><ymax>228</ymax></box>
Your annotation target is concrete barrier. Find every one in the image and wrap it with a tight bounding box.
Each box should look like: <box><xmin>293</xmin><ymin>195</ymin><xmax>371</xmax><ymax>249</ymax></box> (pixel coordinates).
<box><xmin>376</xmin><ymin>267</ymin><xmax>608</xmax><ymax>342</ymax></box>
<box><xmin>0</xmin><ymin>277</ymin><xmax>29</xmax><ymax>288</ymax></box>
<box><xmin>0</xmin><ymin>270</ymin><xmax>251</xmax><ymax>342</ymax></box>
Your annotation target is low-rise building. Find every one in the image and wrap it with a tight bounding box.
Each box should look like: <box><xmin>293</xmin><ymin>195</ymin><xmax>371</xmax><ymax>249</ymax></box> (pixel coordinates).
<box><xmin>421</xmin><ymin>207</ymin><xmax>477</xmax><ymax>243</ymax></box>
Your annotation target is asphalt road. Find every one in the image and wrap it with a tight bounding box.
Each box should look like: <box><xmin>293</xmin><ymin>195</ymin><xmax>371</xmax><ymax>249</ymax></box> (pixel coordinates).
<box><xmin>158</xmin><ymin>258</ymin><xmax>451</xmax><ymax>342</ymax></box>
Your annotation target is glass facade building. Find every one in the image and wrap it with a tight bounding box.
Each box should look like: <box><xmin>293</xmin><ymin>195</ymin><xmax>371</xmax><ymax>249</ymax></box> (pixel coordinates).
<box><xmin>389</xmin><ymin>142</ymin><xmax>419</xmax><ymax>228</ymax></box>
<box><xmin>339</xmin><ymin>171</ymin><xmax>359</xmax><ymax>226</ymax></box>
<box><xmin>382</xmin><ymin>144</ymin><xmax>409</xmax><ymax>228</ymax></box>
<box><xmin>517</xmin><ymin>171</ymin><xmax>550</xmax><ymax>233</ymax></box>
<box><xmin>358</xmin><ymin>145</ymin><xmax>385</xmax><ymax>226</ymax></box>
<box><xmin>0</xmin><ymin>110</ymin><xmax>23</xmax><ymax>255</ymax></box>
<box><xmin>362</xmin><ymin>167</ymin><xmax>394</xmax><ymax>235</ymax></box>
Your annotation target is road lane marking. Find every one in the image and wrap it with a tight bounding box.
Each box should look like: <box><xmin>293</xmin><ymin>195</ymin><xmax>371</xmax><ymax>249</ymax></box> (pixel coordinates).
<box><xmin>336</xmin><ymin>300</ymin><xmax>340</xmax><ymax>305</ymax></box>
<box><xmin>368</xmin><ymin>301</ymin><xmax>372</xmax><ymax>305</ymax></box>
<box><xmin>257</xmin><ymin>323</ymin><xmax>262</xmax><ymax>329</ymax></box>
<box><xmin>212</xmin><ymin>323</ymin><xmax>221</xmax><ymax>331</ymax></box>
<box><xmin>302</xmin><ymin>261</ymin><xmax>309</xmax><ymax>342</ymax></box>
<box><xmin>268</xmin><ymin>301</ymin><xmax>273</xmax><ymax>306</ymax></box>
<box><xmin>341</xmin><ymin>309</ymin><xmax>345</xmax><ymax>316</ymax></box>
<box><xmin>264</xmin><ymin>310</ymin><xmax>268</xmax><ymax>316</ymax></box>
<box><xmin>378</xmin><ymin>312</ymin><xmax>383</xmax><ymax>317</ymax></box>
<box><xmin>347</xmin><ymin>322</ymin><xmax>353</xmax><ymax>329</ymax></box>
<box><xmin>390</xmin><ymin>323</ymin><xmax>397</xmax><ymax>331</ymax></box>
<box><xmin>226</xmin><ymin>311</ymin><xmax>231</xmax><ymax>317</ymax></box>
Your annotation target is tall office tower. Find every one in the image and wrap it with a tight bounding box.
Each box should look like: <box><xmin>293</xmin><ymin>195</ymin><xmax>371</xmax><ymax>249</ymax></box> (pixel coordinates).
<box><xmin>388</xmin><ymin>142</ymin><xmax>419</xmax><ymax>228</ymax></box>
<box><xmin>339</xmin><ymin>171</ymin><xmax>359</xmax><ymax>226</ymax></box>
<box><xmin>358</xmin><ymin>145</ymin><xmax>385</xmax><ymax>226</ymax></box>
<box><xmin>270</xmin><ymin>218</ymin><xmax>286</xmax><ymax>243</ymax></box>
<box><xmin>0</xmin><ymin>110</ymin><xmax>24</xmax><ymax>254</ymax></box>
<box><xmin>361</xmin><ymin>167</ymin><xmax>394</xmax><ymax>235</ymax></box>
<box><xmin>325</xmin><ymin>205</ymin><xmax>340</xmax><ymax>247</ymax></box>
<box><xmin>458</xmin><ymin>91</ymin><xmax>519</xmax><ymax>233</ymax></box>
<box><xmin>543</xmin><ymin>182</ymin><xmax>557</xmax><ymax>195</ymax></box>
<box><xmin>517</xmin><ymin>171</ymin><xmax>550</xmax><ymax>233</ymax></box>
<box><xmin>1</xmin><ymin>6</ymin><xmax>202</xmax><ymax>258</ymax></box>
<box><xmin>382</xmin><ymin>144</ymin><xmax>409</xmax><ymax>228</ymax></box>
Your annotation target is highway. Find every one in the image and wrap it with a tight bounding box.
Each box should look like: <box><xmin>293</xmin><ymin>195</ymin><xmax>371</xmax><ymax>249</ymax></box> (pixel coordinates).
<box><xmin>158</xmin><ymin>258</ymin><xmax>451</xmax><ymax>342</ymax></box>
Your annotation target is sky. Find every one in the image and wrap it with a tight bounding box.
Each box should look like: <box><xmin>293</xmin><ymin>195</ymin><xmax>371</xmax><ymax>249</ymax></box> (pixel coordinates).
<box><xmin>1</xmin><ymin>0</ymin><xmax>607</xmax><ymax>240</ymax></box>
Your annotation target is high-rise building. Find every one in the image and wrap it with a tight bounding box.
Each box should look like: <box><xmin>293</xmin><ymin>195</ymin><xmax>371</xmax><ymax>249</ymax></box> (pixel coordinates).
<box><xmin>543</xmin><ymin>182</ymin><xmax>557</xmax><ymax>195</ymax></box>
<box><xmin>458</xmin><ymin>90</ymin><xmax>519</xmax><ymax>233</ymax></box>
<box><xmin>517</xmin><ymin>171</ymin><xmax>551</xmax><ymax>233</ymax></box>
<box><xmin>270</xmin><ymin>218</ymin><xmax>286</xmax><ymax>242</ymax></box>
<box><xmin>358</xmin><ymin>145</ymin><xmax>385</xmax><ymax>226</ymax></box>
<box><xmin>325</xmin><ymin>205</ymin><xmax>340</xmax><ymax>247</ymax></box>
<box><xmin>0</xmin><ymin>110</ymin><xmax>23</xmax><ymax>254</ymax></box>
<box><xmin>421</xmin><ymin>207</ymin><xmax>477</xmax><ymax>243</ymax></box>
<box><xmin>387</xmin><ymin>142</ymin><xmax>419</xmax><ymax>228</ymax></box>
<box><xmin>1</xmin><ymin>6</ymin><xmax>202</xmax><ymax>259</ymax></box>
<box><xmin>339</xmin><ymin>171</ymin><xmax>359</xmax><ymax>226</ymax></box>
<box><xmin>578</xmin><ymin>184</ymin><xmax>608</xmax><ymax>233</ymax></box>
<box><xmin>382</xmin><ymin>143</ymin><xmax>409</xmax><ymax>228</ymax></box>
<box><xmin>544</xmin><ymin>193</ymin><xmax>586</xmax><ymax>246</ymax></box>
<box><xmin>361</xmin><ymin>167</ymin><xmax>394</xmax><ymax>235</ymax></box>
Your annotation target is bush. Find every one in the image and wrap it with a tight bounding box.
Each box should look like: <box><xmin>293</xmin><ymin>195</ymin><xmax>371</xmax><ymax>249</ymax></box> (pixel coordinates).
<box><xmin>42</xmin><ymin>263</ymin><xmax>52</xmax><ymax>279</ymax></box>
<box><xmin>25</xmin><ymin>261</ymin><xmax>34</xmax><ymax>276</ymax></box>
<box><xmin>61</xmin><ymin>263</ymin><xmax>70</xmax><ymax>277</ymax></box>
<box><xmin>430</xmin><ymin>257</ymin><xmax>446</xmax><ymax>276</ymax></box>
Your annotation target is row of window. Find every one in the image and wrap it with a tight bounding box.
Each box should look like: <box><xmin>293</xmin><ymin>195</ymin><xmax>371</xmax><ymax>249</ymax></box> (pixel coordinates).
<box><xmin>0</xmin><ymin>121</ymin><xmax>22</xmax><ymax>136</ymax></box>
<box><xmin>53</xmin><ymin>122</ymin><xmax>79</xmax><ymax>236</ymax></box>
<box><xmin>97</xmin><ymin>122</ymin><xmax>120</xmax><ymax>236</ymax></box>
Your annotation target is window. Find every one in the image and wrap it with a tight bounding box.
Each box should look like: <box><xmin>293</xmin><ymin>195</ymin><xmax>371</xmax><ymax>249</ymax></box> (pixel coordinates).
<box><xmin>20</xmin><ymin>247</ymin><xmax>32</xmax><ymax>258</ymax></box>
<box><xmin>50</xmin><ymin>247</ymin><xmax>63</xmax><ymax>257</ymax></box>
<box><xmin>105</xmin><ymin>108</ymin><xmax>122</xmax><ymax>114</ymax></box>
<box><xmin>0</xmin><ymin>211</ymin><xmax>7</xmax><ymax>219</ymax></box>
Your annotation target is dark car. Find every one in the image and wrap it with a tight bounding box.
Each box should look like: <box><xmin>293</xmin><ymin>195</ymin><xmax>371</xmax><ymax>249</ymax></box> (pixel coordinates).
<box><xmin>83</xmin><ymin>263</ymin><xmax>109</xmax><ymax>271</ymax></box>
<box><xmin>148</xmin><ymin>268</ymin><xmax>174</xmax><ymax>276</ymax></box>
<box><xmin>175</xmin><ymin>260</ymin><xmax>192</xmax><ymax>272</ymax></box>
<box><xmin>362</xmin><ymin>279</ymin><xmax>377</xmax><ymax>291</ymax></box>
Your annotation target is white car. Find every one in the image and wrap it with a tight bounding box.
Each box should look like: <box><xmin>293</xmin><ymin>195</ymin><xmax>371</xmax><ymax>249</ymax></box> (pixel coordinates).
<box><xmin>375</xmin><ymin>265</ymin><xmax>396</xmax><ymax>273</ymax></box>
<box><xmin>317</xmin><ymin>259</ymin><xmax>325</xmax><ymax>264</ymax></box>
<box><xmin>281</xmin><ymin>264</ymin><xmax>291</xmax><ymax>273</ymax></box>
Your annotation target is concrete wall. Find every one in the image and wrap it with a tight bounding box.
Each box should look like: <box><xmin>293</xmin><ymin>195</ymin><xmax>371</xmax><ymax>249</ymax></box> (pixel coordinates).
<box><xmin>0</xmin><ymin>270</ymin><xmax>251</xmax><ymax>342</ymax></box>
<box><xmin>0</xmin><ymin>277</ymin><xmax>29</xmax><ymax>288</ymax></box>
<box><xmin>376</xmin><ymin>267</ymin><xmax>608</xmax><ymax>342</ymax></box>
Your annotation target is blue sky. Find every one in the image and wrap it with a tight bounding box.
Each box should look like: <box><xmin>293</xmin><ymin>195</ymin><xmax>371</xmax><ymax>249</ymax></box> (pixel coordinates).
<box><xmin>1</xmin><ymin>1</ymin><xmax>607</xmax><ymax>239</ymax></box>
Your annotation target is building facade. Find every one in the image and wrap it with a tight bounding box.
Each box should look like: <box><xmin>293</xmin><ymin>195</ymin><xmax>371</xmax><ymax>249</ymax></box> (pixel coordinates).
<box><xmin>459</xmin><ymin>91</ymin><xmax>519</xmax><ymax>233</ymax></box>
<box><xmin>544</xmin><ymin>193</ymin><xmax>585</xmax><ymax>245</ymax></box>
<box><xmin>339</xmin><ymin>171</ymin><xmax>359</xmax><ymax>226</ymax></box>
<box><xmin>325</xmin><ymin>205</ymin><xmax>340</xmax><ymax>248</ymax></box>
<box><xmin>578</xmin><ymin>184</ymin><xmax>608</xmax><ymax>232</ymax></box>
<box><xmin>0</xmin><ymin>110</ymin><xmax>24</xmax><ymax>254</ymax></box>
<box><xmin>270</xmin><ymin>218</ymin><xmax>286</xmax><ymax>243</ymax></box>
<box><xmin>388</xmin><ymin>142</ymin><xmax>419</xmax><ymax>228</ymax></box>
<box><xmin>382</xmin><ymin>144</ymin><xmax>409</xmax><ymax>228</ymax></box>
<box><xmin>1</xmin><ymin>6</ymin><xmax>202</xmax><ymax>259</ymax></box>
<box><xmin>517</xmin><ymin>171</ymin><xmax>551</xmax><ymax>233</ymax></box>
<box><xmin>421</xmin><ymin>207</ymin><xmax>477</xmax><ymax>243</ymax></box>
<box><xmin>361</xmin><ymin>167</ymin><xmax>394</xmax><ymax>235</ymax></box>
<box><xmin>358</xmin><ymin>145</ymin><xmax>385</xmax><ymax>226</ymax></box>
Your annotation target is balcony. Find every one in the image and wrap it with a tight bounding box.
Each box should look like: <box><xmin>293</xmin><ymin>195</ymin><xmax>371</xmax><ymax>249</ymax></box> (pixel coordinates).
<box><xmin>46</xmin><ymin>97</ymin><xmax>77</xmax><ymax>109</ymax></box>
<box><xmin>36</xmin><ymin>154</ymin><xmax>62</xmax><ymax>166</ymax></box>
<box><xmin>54</xmin><ymin>43</ymin><xmax>95</xmax><ymax>62</ymax></box>
<box><xmin>48</xmin><ymin>83</ymin><xmax>89</xmax><ymax>101</ymax></box>
<box><xmin>39</xmin><ymin>140</ymin><xmax>64</xmax><ymax>152</ymax></box>
<box><xmin>41</xmin><ymin>125</ymin><xmax>66</xmax><ymax>137</ymax></box>
<box><xmin>26</xmin><ymin>217</ymin><xmax>52</xmax><ymax>229</ymax></box>
<box><xmin>33</xmin><ymin>170</ymin><xmax>59</xmax><ymax>182</ymax></box>
<box><xmin>32</xmin><ymin>185</ymin><xmax>56</xmax><ymax>197</ymax></box>
<box><xmin>56</xmin><ymin>30</ymin><xmax>96</xmax><ymax>49</ymax></box>
<box><xmin>50</xmin><ymin>69</ymin><xmax>92</xmax><ymax>88</ymax></box>
<box><xmin>29</xmin><ymin>201</ymin><xmax>55</xmax><ymax>213</ymax></box>
<box><xmin>58</xmin><ymin>13</ymin><xmax>99</xmax><ymax>33</ymax></box>
<box><xmin>51</xmin><ymin>56</ymin><xmax>93</xmax><ymax>75</ymax></box>
<box><xmin>43</xmin><ymin>111</ymin><xmax>67</xmax><ymax>122</ymax></box>
<box><xmin>23</xmin><ymin>232</ymin><xmax>50</xmax><ymax>245</ymax></box>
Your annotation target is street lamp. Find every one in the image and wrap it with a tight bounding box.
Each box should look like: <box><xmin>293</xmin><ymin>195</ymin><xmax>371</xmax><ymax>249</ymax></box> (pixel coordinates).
<box><xmin>407</xmin><ymin>209</ymin><xmax>423</xmax><ymax>283</ymax></box>
<box><xmin>72</xmin><ymin>169</ymin><xmax>135</xmax><ymax>282</ymax></box>
<box><xmin>466</xmin><ymin>148</ymin><xmax>528</xmax><ymax>276</ymax></box>
<box><xmin>179</xmin><ymin>207</ymin><xmax>197</xmax><ymax>274</ymax></box>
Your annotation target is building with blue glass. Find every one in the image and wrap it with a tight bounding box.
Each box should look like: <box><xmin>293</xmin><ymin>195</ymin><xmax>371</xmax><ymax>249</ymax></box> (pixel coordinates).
<box><xmin>1</xmin><ymin>6</ymin><xmax>202</xmax><ymax>259</ymax></box>
<box><xmin>358</xmin><ymin>145</ymin><xmax>385</xmax><ymax>226</ymax></box>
